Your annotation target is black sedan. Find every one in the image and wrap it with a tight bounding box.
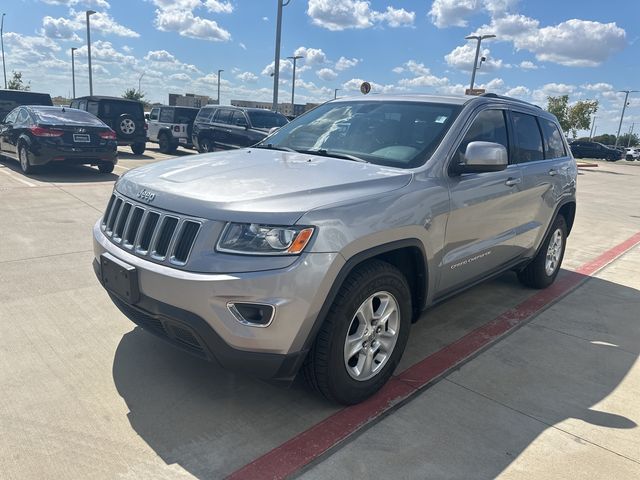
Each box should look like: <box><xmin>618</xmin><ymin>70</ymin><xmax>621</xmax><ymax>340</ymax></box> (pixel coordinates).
<box><xmin>0</xmin><ymin>105</ymin><xmax>118</xmax><ymax>174</ymax></box>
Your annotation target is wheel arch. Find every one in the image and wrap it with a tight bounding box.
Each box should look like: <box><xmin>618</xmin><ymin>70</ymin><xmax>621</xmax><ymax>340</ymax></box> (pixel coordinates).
<box><xmin>301</xmin><ymin>239</ymin><xmax>429</xmax><ymax>355</ymax></box>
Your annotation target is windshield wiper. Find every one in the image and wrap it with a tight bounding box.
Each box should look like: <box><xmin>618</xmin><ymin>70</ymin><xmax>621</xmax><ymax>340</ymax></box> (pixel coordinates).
<box><xmin>253</xmin><ymin>144</ymin><xmax>298</xmax><ymax>153</ymax></box>
<box><xmin>300</xmin><ymin>149</ymin><xmax>369</xmax><ymax>163</ymax></box>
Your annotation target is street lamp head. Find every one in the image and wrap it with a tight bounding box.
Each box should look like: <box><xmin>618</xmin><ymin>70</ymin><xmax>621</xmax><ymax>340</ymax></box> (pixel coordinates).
<box><xmin>71</xmin><ymin>47</ymin><xmax>77</xmax><ymax>52</ymax></box>
<box><xmin>86</xmin><ymin>10</ymin><xmax>96</xmax><ymax>16</ymax></box>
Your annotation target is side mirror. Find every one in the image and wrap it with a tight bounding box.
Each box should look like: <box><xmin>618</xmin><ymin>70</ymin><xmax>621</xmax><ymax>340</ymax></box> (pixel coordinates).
<box><xmin>144</xmin><ymin>114</ymin><xmax>150</xmax><ymax>120</ymax></box>
<box><xmin>268</xmin><ymin>127</ymin><xmax>279</xmax><ymax>135</ymax></box>
<box><xmin>458</xmin><ymin>141</ymin><xmax>508</xmax><ymax>173</ymax></box>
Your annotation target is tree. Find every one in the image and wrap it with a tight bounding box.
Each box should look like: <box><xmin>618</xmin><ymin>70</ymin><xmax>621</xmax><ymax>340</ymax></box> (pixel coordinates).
<box><xmin>7</xmin><ymin>71</ymin><xmax>30</xmax><ymax>91</ymax></box>
<box><xmin>592</xmin><ymin>134</ymin><xmax>617</xmax><ymax>145</ymax></box>
<box><xmin>122</xmin><ymin>88</ymin><xmax>145</xmax><ymax>102</ymax></box>
<box><xmin>546</xmin><ymin>95</ymin><xmax>598</xmax><ymax>138</ymax></box>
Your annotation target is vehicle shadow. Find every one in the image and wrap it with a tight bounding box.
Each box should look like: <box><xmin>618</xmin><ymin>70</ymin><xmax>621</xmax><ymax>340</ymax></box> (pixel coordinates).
<box><xmin>0</xmin><ymin>158</ymin><xmax>118</xmax><ymax>183</ymax></box>
<box><xmin>111</xmin><ymin>272</ymin><xmax>639</xmax><ymax>479</ymax></box>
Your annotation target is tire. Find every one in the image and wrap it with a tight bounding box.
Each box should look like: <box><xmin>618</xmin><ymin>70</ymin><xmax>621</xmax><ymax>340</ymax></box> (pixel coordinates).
<box><xmin>198</xmin><ymin>138</ymin><xmax>212</xmax><ymax>153</ymax></box>
<box><xmin>98</xmin><ymin>163</ymin><xmax>115</xmax><ymax>174</ymax></box>
<box><xmin>158</xmin><ymin>133</ymin><xmax>176</xmax><ymax>154</ymax></box>
<box><xmin>517</xmin><ymin>215</ymin><xmax>567</xmax><ymax>289</ymax></box>
<box><xmin>118</xmin><ymin>114</ymin><xmax>137</xmax><ymax>138</ymax></box>
<box><xmin>303</xmin><ymin>260</ymin><xmax>412</xmax><ymax>405</ymax></box>
<box><xmin>131</xmin><ymin>142</ymin><xmax>146</xmax><ymax>155</ymax></box>
<box><xmin>18</xmin><ymin>143</ymin><xmax>35</xmax><ymax>174</ymax></box>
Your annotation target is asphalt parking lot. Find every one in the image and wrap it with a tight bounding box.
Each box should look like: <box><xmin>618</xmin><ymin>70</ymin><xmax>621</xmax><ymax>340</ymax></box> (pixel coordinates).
<box><xmin>1</xmin><ymin>147</ymin><xmax>639</xmax><ymax>479</ymax></box>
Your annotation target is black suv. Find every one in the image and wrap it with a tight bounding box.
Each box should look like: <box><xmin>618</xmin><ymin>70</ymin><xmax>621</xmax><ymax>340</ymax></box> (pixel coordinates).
<box><xmin>569</xmin><ymin>141</ymin><xmax>621</xmax><ymax>161</ymax></box>
<box><xmin>192</xmin><ymin>106</ymin><xmax>288</xmax><ymax>153</ymax></box>
<box><xmin>0</xmin><ymin>89</ymin><xmax>53</xmax><ymax>121</ymax></box>
<box><xmin>70</xmin><ymin>96</ymin><xmax>146</xmax><ymax>155</ymax></box>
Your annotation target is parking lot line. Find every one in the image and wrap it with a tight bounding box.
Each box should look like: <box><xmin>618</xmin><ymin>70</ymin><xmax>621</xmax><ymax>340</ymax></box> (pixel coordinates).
<box><xmin>0</xmin><ymin>166</ymin><xmax>36</xmax><ymax>187</ymax></box>
<box><xmin>227</xmin><ymin>231</ymin><xmax>640</xmax><ymax>480</ymax></box>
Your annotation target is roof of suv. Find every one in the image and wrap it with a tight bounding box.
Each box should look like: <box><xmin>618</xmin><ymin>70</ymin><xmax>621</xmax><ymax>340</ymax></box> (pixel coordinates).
<box><xmin>331</xmin><ymin>93</ymin><xmax>541</xmax><ymax>109</ymax></box>
<box><xmin>73</xmin><ymin>96</ymin><xmax>143</xmax><ymax>104</ymax></box>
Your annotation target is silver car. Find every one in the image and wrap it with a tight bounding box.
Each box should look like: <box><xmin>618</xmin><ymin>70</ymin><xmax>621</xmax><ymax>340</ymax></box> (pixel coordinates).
<box><xmin>93</xmin><ymin>93</ymin><xmax>577</xmax><ymax>404</ymax></box>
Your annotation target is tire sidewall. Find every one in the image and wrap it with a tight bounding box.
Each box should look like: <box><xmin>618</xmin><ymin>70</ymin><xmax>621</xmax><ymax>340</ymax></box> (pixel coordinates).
<box><xmin>159</xmin><ymin>133</ymin><xmax>169</xmax><ymax>153</ymax></box>
<box><xmin>19</xmin><ymin>143</ymin><xmax>31</xmax><ymax>173</ymax></box>
<box><xmin>325</xmin><ymin>265</ymin><xmax>411</xmax><ymax>404</ymax></box>
<box><xmin>541</xmin><ymin>216</ymin><xmax>567</xmax><ymax>283</ymax></box>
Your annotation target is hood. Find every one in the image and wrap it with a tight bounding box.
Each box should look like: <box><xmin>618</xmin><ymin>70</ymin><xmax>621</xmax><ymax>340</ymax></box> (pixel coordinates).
<box><xmin>116</xmin><ymin>148</ymin><xmax>412</xmax><ymax>224</ymax></box>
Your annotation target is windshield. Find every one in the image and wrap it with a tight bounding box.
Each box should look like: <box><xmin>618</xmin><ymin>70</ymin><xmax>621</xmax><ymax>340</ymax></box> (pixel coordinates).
<box><xmin>247</xmin><ymin>110</ymin><xmax>289</xmax><ymax>129</ymax></box>
<box><xmin>34</xmin><ymin>107</ymin><xmax>107</xmax><ymax>126</ymax></box>
<box><xmin>260</xmin><ymin>100</ymin><xmax>461</xmax><ymax>168</ymax></box>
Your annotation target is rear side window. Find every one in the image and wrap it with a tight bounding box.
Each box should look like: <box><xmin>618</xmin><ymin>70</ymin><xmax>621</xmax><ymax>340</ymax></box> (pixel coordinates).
<box><xmin>512</xmin><ymin>112</ymin><xmax>544</xmax><ymax>163</ymax></box>
<box><xmin>247</xmin><ymin>110</ymin><xmax>288</xmax><ymax>129</ymax></box>
<box><xmin>539</xmin><ymin>118</ymin><xmax>566</xmax><ymax>159</ymax></box>
<box><xmin>196</xmin><ymin>108</ymin><xmax>215</xmax><ymax>123</ymax></box>
<box><xmin>215</xmin><ymin>109</ymin><xmax>233</xmax><ymax>124</ymax></box>
<box><xmin>87</xmin><ymin>101</ymin><xmax>99</xmax><ymax>116</ymax></box>
<box><xmin>458</xmin><ymin>109</ymin><xmax>509</xmax><ymax>162</ymax></box>
<box><xmin>159</xmin><ymin>108</ymin><xmax>174</xmax><ymax>122</ymax></box>
<box><xmin>101</xmin><ymin>101</ymin><xmax>143</xmax><ymax>118</ymax></box>
<box><xmin>16</xmin><ymin>109</ymin><xmax>30</xmax><ymax>125</ymax></box>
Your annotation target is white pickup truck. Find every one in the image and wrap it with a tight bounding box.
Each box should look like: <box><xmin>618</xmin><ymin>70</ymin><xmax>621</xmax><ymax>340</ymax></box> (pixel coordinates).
<box><xmin>625</xmin><ymin>147</ymin><xmax>639</xmax><ymax>161</ymax></box>
<box><xmin>146</xmin><ymin>106</ymin><xmax>199</xmax><ymax>154</ymax></box>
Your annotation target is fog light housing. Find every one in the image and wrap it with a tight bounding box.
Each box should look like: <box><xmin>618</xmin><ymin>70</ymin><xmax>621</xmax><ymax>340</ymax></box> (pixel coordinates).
<box><xmin>227</xmin><ymin>302</ymin><xmax>275</xmax><ymax>327</ymax></box>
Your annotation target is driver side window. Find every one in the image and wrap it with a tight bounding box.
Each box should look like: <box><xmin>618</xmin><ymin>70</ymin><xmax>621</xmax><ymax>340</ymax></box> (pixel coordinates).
<box><xmin>458</xmin><ymin>109</ymin><xmax>509</xmax><ymax>164</ymax></box>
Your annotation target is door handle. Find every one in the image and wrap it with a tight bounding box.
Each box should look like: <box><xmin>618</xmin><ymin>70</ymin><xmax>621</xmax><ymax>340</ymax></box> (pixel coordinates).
<box><xmin>505</xmin><ymin>177</ymin><xmax>521</xmax><ymax>186</ymax></box>
<box><xmin>548</xmin><ymin>169</ymin><xmax>559</xmax><ymax>176</ymax></box>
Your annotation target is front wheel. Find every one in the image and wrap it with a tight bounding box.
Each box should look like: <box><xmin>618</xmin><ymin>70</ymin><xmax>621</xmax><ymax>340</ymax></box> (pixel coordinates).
<box><xmin>303</xmin><ymin>260</ymin><xmax>411</xmax><ymax>405</ymax></box>
<box><xmin>518</xmin><ymin>215</ymin><xmax>567</xmax><ymax>289</ymax></box>
<box><xmin>198</xmin><ymin>138</ymin><xmax>212</xmax><ymax>153</ymax></box>
<box><xmin>131</xmin><ymin>142</ymin><xmax>146</xmax><ymax>155</ymax></box>
<box><xmin>98</xmin><ymin>163</ymin><xmax>115</xmax><ymax>174</ymax></box>
<box><xmin>158</xmin><ymin>133</ymin><xmax>176</xmax><ymax>154</ymax></box>
<box><xmin>18</xmin><ymin>143</ymin><xmax>35</xmax><ymax>174</ymax></box>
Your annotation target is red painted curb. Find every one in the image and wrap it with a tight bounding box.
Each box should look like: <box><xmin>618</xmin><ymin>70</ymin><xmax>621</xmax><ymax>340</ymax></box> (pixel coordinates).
<box><xmin>227</xmin><ymin>232</ymin><xmax>640</xmax><ymax>480</ymax></box>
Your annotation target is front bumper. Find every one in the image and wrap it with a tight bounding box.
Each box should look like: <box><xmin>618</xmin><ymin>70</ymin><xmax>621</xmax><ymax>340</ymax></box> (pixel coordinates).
<box><xmin>93</xmin><ymin>221</ymin><xmax>344</xmax><ymax>379</ymax></box>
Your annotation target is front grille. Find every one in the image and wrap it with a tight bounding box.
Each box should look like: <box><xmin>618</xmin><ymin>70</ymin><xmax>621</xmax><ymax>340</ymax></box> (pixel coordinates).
<box><xmin>101</xmin><ymin>193</ymin><xmax>201</xmax><ymax>266</ymax></box>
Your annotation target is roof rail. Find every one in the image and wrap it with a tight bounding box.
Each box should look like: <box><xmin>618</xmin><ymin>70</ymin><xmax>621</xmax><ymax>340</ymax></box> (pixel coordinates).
<box><xmin>476</xmin><ymin>92</ymin><xmax>542</xmax><ymax>109</ymax></box>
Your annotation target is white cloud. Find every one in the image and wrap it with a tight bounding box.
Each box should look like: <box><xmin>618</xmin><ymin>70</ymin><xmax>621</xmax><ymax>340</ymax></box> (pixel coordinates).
<box><xmin>335</xmin><ymin>56</ymin><xmax>359</xmax><ymax>71</ymax></box>
<box><xmin>75</xmin><ymin>40</ymin><xmax>136</xmax><ymax>65</ymax></box>
<box><xmin>444</xmin><ymin>43</ymin><xmax>502</xmax><ymax>72</ymax></box>
<box><xmin>396</xmin><ymin>60</ymin><xmax>449</xmax><ymax>88</ymax></box>
<box><xmin>41</xmin><ymin>16</ymin><xmax>82</xmax><ymax>41</ymax></box>
<box><xmin>151</xmin><ymin>0</ymin><xmax>232</xmax><ymax>42</ymax></box>
<box><xmin>428</xmin><ymin>0</ymin><xmax>477</xmax><ymax>28</ymax></box>
<box><xmin>70</xmin><ymin>10</ymin><xmax>140</xmax><ymax>38</ymax></box>
<box><xmin>293</xmin><ymin>46</ymin><xmax>328</xmax><ymax>66</ymax></box>
<box><xmin>42</xmin><ymin>0</ymin><xmax>110</xmax><ymax>8</ymax></box>
<box><xmin>317</xmin><ymin>68</ymin><xmax>338</xmax><ymax>81</ymax></box>
<box><xmin>342</xmin><ymin>77</ymin><xmax>399</xmax><ymax>94</ymax></box>
<box><xmin>239</xmin><ymin>42</ymin><xmax>247</xmax><ymax>50</ymax></box>
<box><xmin>144</xmin><ymin>49</ymin><xmax>202</xmax><ymax>73</ymax></box>
<box><xmin>519</xmin><ymin>60</ymin><xmax>537</xmax><ymax>70</ymax></box>
<box><xmin>204</xmin><ymin>0</ymin><xmax>234</xmax><ymax>14</ymax></box>
<box><xmin>582</xmin><ymin>83</ymin><xmax>614</xmax><ymax>92</ymax></box>
<box><xmin>169</xmin><ymin>73</ymin><xmax>191</xmax><ymax>82</ymax></box>
<box><xmin>307</xmin><ymin>0</ymin><xmax>415</xmax><ymax>31</ymax></box>
<box><xmin>237</xmin><ymin>71</ymin><xmax>258</xmax><ymax>83</ymax></box>
<box><xmin>261</xmin><ymin>59</ymin><xmax>293</xmax><ymax>78</ymax></box>
<box><xmin>505</xmin><ymin>86</ymin><xmax>531</xmax><ymax>97</ymax></box>
<box><xmin>144</xmin><ymin>50</ymin><xmax>178</xmax><ymax>63</ymax></box>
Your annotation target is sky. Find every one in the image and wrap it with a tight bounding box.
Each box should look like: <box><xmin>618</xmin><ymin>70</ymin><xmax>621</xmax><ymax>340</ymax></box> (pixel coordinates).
<box><xmin>1</xmin><ymin>0</ymin><xmax>639</xmax><ymax>136</ymax></box>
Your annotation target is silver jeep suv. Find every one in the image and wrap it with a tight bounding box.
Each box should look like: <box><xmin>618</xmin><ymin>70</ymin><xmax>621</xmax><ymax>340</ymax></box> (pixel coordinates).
<box><xmin>93</xmin><ymin>94</ymin><xmax>576</xmax><ymax>404</ymax></box>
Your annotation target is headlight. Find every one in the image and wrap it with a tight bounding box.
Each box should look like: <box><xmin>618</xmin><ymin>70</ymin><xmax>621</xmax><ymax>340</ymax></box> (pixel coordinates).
<box><xmin>216</xmin><ymin>223</ymin><xmax>315</xmax><ymax>255</ymax></box>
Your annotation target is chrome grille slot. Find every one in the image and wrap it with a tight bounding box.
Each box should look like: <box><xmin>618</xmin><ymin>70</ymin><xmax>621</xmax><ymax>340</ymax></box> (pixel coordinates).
<box><xmin>113</xmin><ymin>202</ymin><xmax>132</xmax><ymax>241</ymax></box>
<box><xmin>137</xmin><ymin>212</ymin><xmax>160</xmax><ymax>254</ymax></box>
<box><xmin>106</xmin><ymin>198</ymin><xmax>123</xmax><ymax>233</ymax></box>
<box><xmin>171</xmin><ymin>221</ymin><xmax>201</xmax><ymax>265</ymax></box>
<box><xmin>152</xmin><ymin>217</ymin><xmax>179</xmax><ymax>259</ymax></box>
<box><xmin>102</xmin><ymin>194</ymin><xmax>115</xmax><ymax>227</ymax></box>
<box><xmin>101</xmin><ymin>193</ymin><xmax>201</xmax><ymax>265</ymax></box>
<box><xmin>123</xmin><ymin>207</ymin><xmax>144</xmax><ymax>248</ymax></box>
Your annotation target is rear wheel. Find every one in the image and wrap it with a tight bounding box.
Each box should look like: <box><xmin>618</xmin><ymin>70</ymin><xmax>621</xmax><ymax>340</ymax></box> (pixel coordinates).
<box><xmin>304</xmin><ymin>260</ymin><xmax>411</xmax><ymax>405</ymax></box>
<box><xmin>98</xmin><ymin>163</ymin><xmax>115</xmax><ymax>174</ymax></box>
<box><xmin>158</xmin><ymin>133</ymin><xmax>176</xmax><ymax>154</ymax></box>
<box><xmin>518</xmin><ymin>215</ymin><xmax>567</xmax><ymax>289</ymax></box>
<box><xmin>131</xmin><ymin>142</ymin><xmax>146</xmax><ymax>155</ymax></box>
<box><xmin>18</xmin><ymin>143</ymin><xmax>35</xmax><ymax>174</ymax></box>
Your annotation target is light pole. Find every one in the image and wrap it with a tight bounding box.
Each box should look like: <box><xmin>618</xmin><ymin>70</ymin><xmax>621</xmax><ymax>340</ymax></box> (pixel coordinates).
<box><xmin>1</xmin><ymin>13</ymin><xmax>7</xmax><ymax>89</ymax></box>
<box><xmin>465</xmin><ymin>34</ymin><xmax>495</xmax><ymax>90</ymax></box>
<box><xmin>272</xmin><ymin>0</ymin><xmax>292</xmax><ymax>112</ymax></box>
<box><xmin>627</xmin><ymin>123</ymin><xmax>635</xmax><ymax>148</ymax></box>
<box><xmin>589</xmin><ymin>115</ymin><xmax>596</xmax><ymax>140</ymax></box>
<box><xmin>334</xmin><ymin>88</ymin><xmax>340</xmax><ymax>99</ymax></box>
<box><xmin>217</xmin><ymin>69</ymin><xmax>223</xmax><ymax>105</ymax></box>
<box><xmin>71</xmin><ymin>47</ymin><xmax>77</xmax><ymax>98</ymax></box>
<box><xmin>138</xmin><ymin>72</ymin><xmax>144</xmax><ymax>95</ymax></box>
<box><xmin>86</xmin><ymin>10</ymin><xmax>96</xmax><ymax>95</ymax></box>
<box><xmin>287</xmin><ymin>55</ymin><xmax>303</xmax><ymax>112</ymax></box>
<box><xmin>614</xmin><ymin>90</ymin><xmax>638</xmax><ymax>147</ymax></box>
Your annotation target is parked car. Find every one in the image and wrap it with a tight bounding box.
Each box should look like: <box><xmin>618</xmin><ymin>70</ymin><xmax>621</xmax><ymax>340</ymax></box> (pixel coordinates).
<box><xmin>93</xmin><ymin>93</ymin><xmax>576</xmax><ymax>404</ymax></box>
<box><xmin>192</xmin><ymin>106</ymin><xmax>288</xmax><ymax>153</ymax></box>
<box><xmin>0</xmin><ymin>105</ymin><xmax>117</xmax><ymax>174</ymax></box>
<box><xmin>146</xmin><ymin>106</ymin><xmax>199</xmax><ymax>153</ymax></box>
<box><xmin>0</xmin><ymin>89</ymin><xmax>53</xmax><ymax>122</ymax></box>
<box><xmin>70</xmin><ymin>96</ymin><xmax>146</xmax><ymax>155</ymax></box>
<box><xmin>569</xmin><ymin>141</ymin><xmax>621</xmax><ymax>161</ymax></box>
<box><xmin>624</xmin><ymin>147</ymin><xmax>639</xmax><ymax>161</ymax></box>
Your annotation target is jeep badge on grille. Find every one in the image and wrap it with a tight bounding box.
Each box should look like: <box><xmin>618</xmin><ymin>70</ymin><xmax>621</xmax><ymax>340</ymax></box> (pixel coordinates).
<box><xmin>137</xmin><ymin>189</ymin><xmax>156</xmax><ymax>203</ymax></box>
